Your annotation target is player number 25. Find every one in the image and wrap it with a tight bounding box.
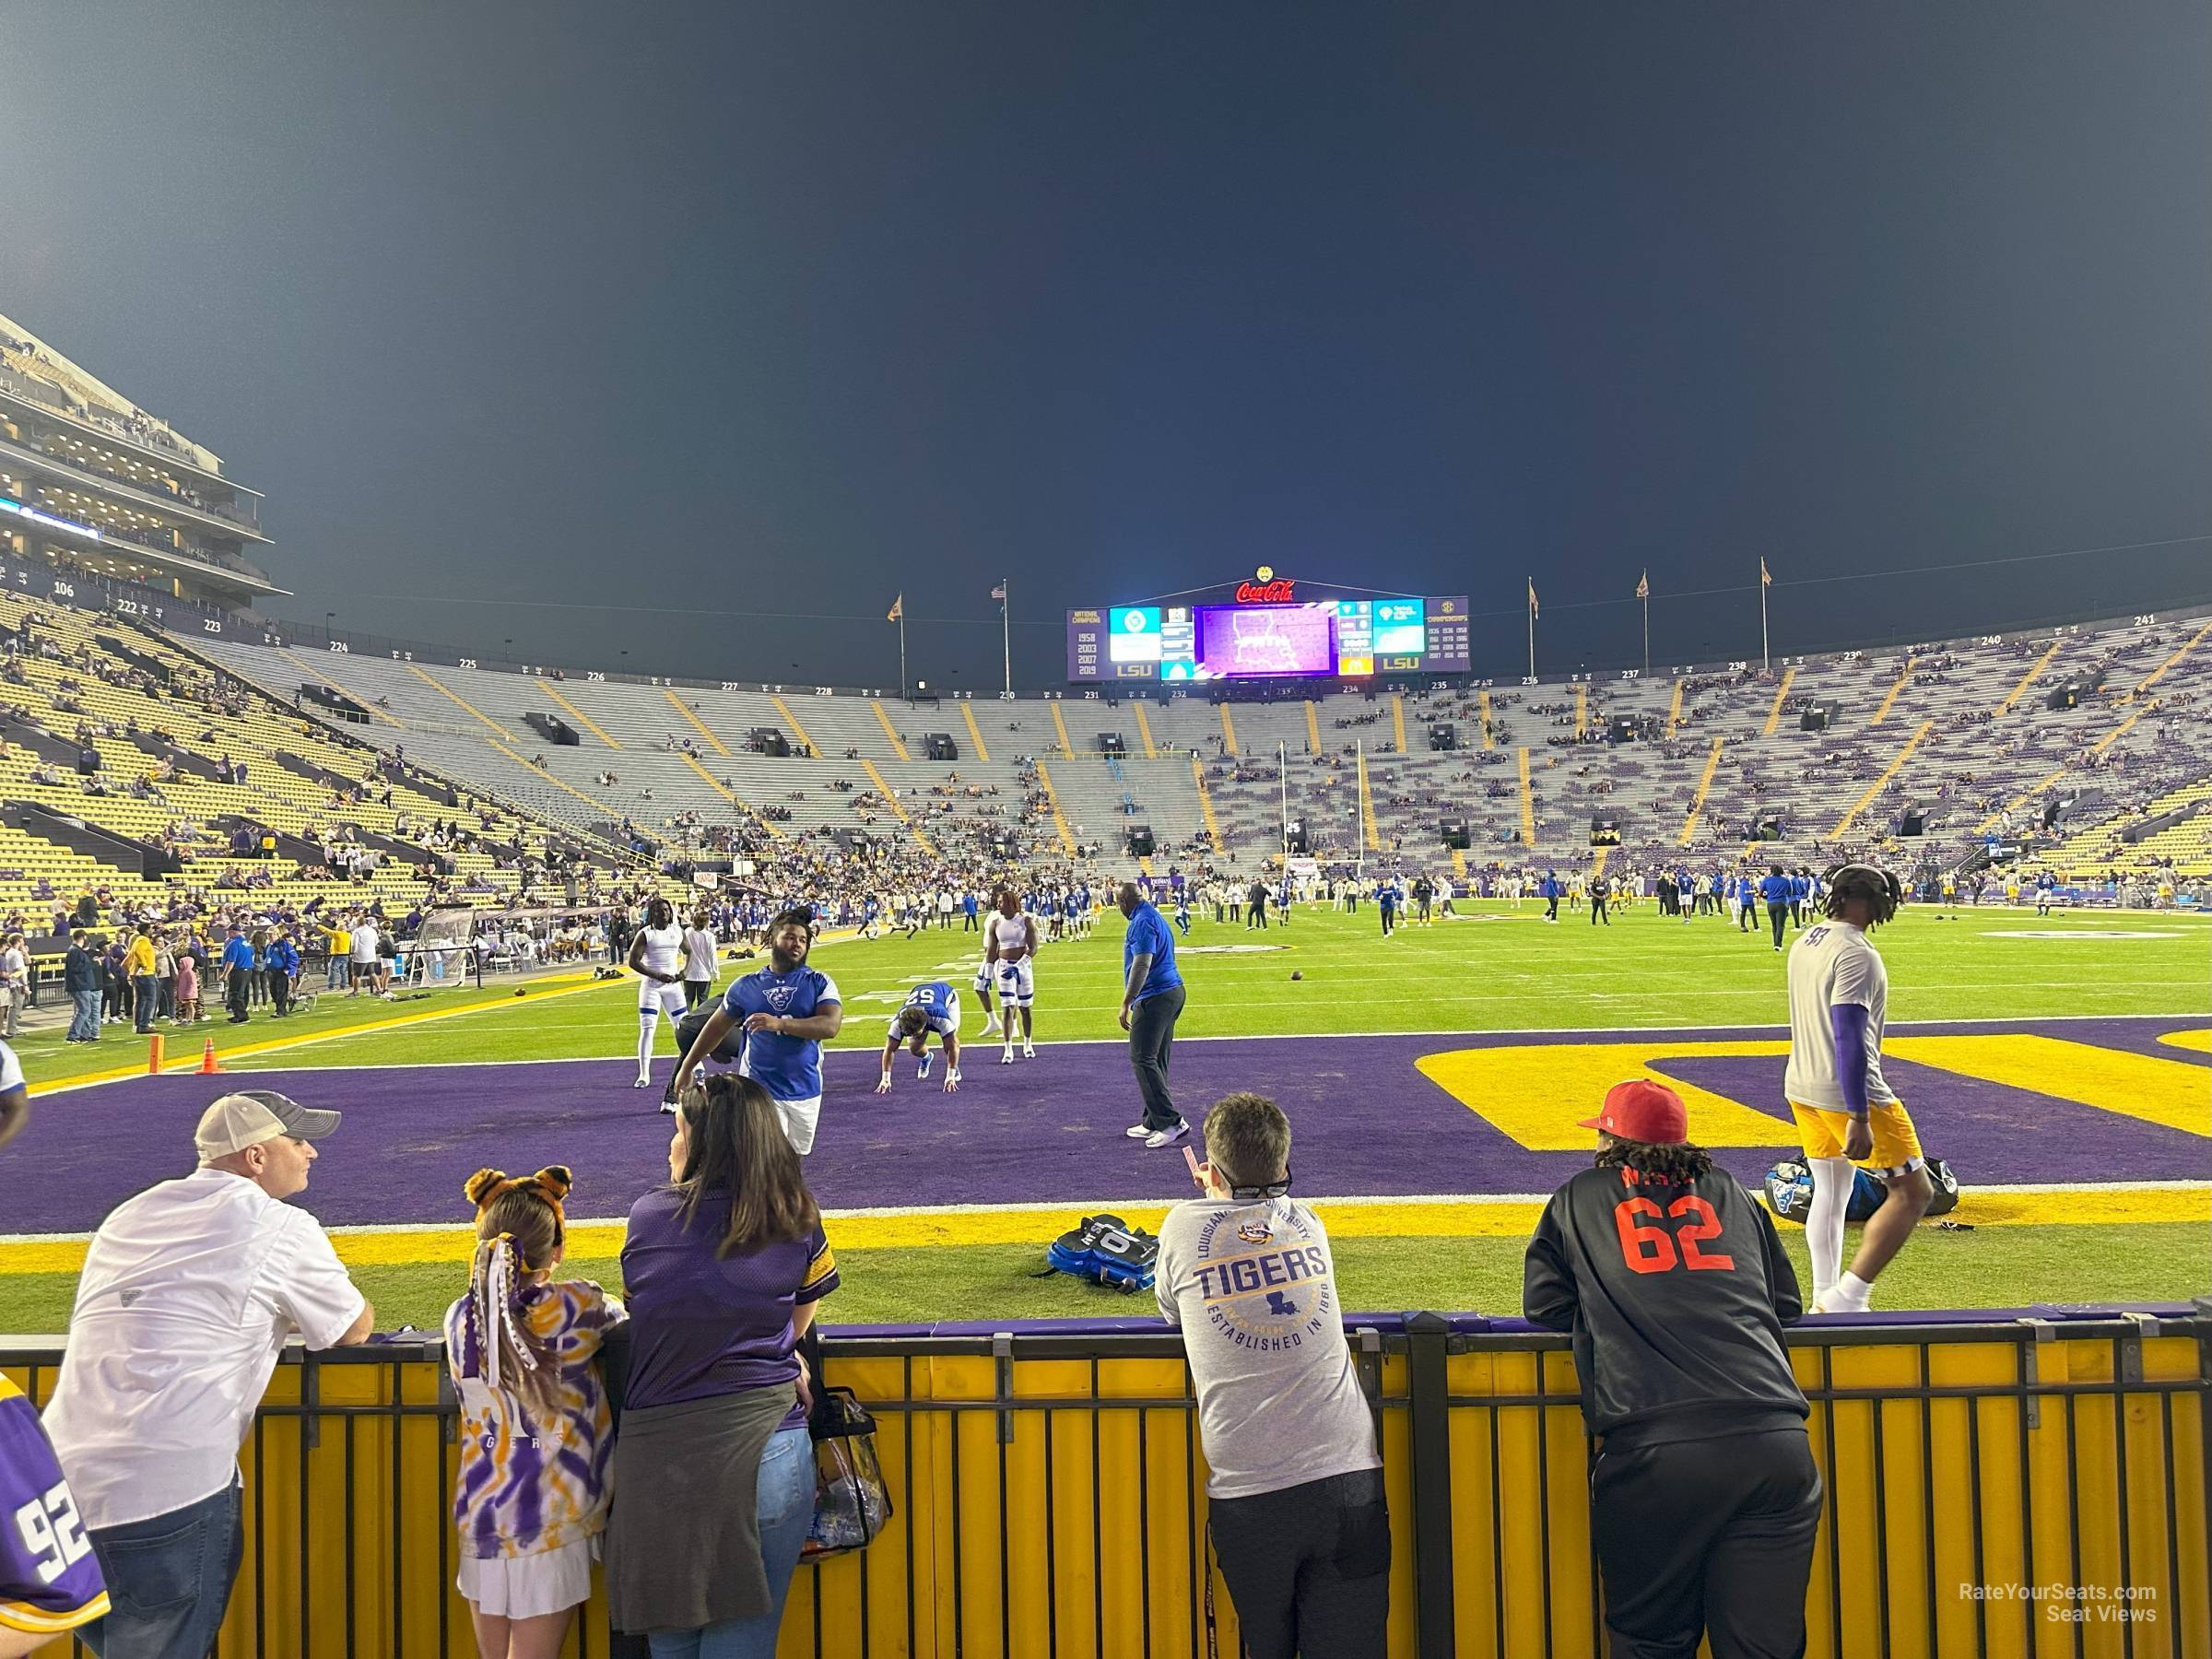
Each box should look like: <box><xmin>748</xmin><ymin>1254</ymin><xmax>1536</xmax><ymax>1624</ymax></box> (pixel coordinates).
<box><xmin>14</xmin><ymin>1481</ymin><xmax>92</xmax><ymax>1584</ymax></box>
<box><xmin>1612</xmin><ymin>1195</ymin><xmax>1735</xmax><ymax>1274</ymax></box>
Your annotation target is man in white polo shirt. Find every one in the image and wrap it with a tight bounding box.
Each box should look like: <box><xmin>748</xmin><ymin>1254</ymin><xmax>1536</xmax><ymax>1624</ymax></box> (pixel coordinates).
<box><xmin>42</xmin><ymin>1090</ymin><xmax>373</xmax><ymax>1659</ymax></box>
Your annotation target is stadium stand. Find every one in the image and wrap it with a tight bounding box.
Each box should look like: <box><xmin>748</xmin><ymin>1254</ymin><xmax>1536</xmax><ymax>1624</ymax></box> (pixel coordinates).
<box><xmin>182</xmin><ymin>606</ymin><xmax>2210</xmax><ymax>909</ymax></box>
<box><xmin>0</xmin><ymin>593</ymin><xmax>672</xmax><ymax>958</ymax></box>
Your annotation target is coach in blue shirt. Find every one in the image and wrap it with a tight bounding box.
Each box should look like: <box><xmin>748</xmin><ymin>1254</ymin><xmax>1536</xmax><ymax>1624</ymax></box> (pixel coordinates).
<box><xmin>1116</xmin><ymin>882</ymin><xmax>1186</xmax><ymax>1149</ymax></box>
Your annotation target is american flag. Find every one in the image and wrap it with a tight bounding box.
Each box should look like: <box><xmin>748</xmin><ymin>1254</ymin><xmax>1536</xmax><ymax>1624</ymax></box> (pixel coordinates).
<box><xmin>991</xmin><ymin>583</ymin><xmax>1006</xmax><ymax>602</ymax></box>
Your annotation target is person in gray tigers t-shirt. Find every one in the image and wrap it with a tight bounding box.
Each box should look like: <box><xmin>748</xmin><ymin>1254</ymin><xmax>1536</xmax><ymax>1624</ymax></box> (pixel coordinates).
<box><xmin>1156</xmin><ymin>1093</ymin><xmax>1387</xmax><ymax>1659</ymax></box>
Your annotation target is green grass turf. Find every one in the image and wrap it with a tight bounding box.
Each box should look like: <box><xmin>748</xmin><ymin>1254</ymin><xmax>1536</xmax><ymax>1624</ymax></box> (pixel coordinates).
<box><xmin>58</xmin><ymin>900</ymin><xmax>2203</xmax><ymax>1075</ymax></box>
<box><xmin>5</xmin><ymin>902</ymin><xmax>2206</xmax><ymax>1331</ymax></box>
<box><xmin>1</xmin><ymin>1223</ymin><xmax>2203</xmax><ymax>1335</ymax></box>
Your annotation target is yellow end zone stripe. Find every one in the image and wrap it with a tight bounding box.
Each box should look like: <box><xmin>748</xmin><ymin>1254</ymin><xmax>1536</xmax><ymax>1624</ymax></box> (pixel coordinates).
<box><xmin>6</xmin><ymin>1185</ymin><xmax>2204</xmax><ymax>1275</ymax></box>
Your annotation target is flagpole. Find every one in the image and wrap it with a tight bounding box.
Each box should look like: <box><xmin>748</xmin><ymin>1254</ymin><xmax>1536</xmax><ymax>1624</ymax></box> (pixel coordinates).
<box><xmin>899</xmin><ymin>607</ymin><xmax>908</xmax><ymax>698</ymax></box>
<box><xmin>1759</xmin><ymin>562</ymin><xmax>1771</xmax><ymax>673</ymax></box>
<box><xmin>1000</xmin><ymin>579</ymin><xmax>1012</xmax><ymax>699</ymax></box>
<box><xmin>1526</xmin><ymin>582</ymin><xmax>1536</xmax><ymax>680</ymax></box>
<box><xmin>1641</xmin><ymin>592</ymin><xmax>1650</xmax><ymax>677</ymax></box>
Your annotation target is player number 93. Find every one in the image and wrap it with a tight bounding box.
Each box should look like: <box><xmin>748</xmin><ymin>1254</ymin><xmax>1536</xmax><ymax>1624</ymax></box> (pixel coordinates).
<box><xmin>15</xmin><ymin>1482</ymin><xmax>93</xmax><ymax>1584</ymax></box>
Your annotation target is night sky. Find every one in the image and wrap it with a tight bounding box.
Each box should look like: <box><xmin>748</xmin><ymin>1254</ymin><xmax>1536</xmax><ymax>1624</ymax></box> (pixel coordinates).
<box><xmin>5</xmin><ymin>2</ymin><xmax>2208</xmax><ymax>689</ymax></box>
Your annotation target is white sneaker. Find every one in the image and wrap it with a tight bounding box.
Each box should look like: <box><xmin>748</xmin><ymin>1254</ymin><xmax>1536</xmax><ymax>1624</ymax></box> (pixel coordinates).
<box><xmin>1000</xmin><ymin>1049</ymin><xmax>1016</xmax><ymax>1065</ymax></box>
<box><xmin>632</xmin><ymin>1076</ymin><xmax>651</xmax><ymax>1088</ymax></box>
<box><xmin>1145</xmin><ymin>1124</ymin><xmax>1190</xmax><ymax>1149</ymax></box>
<box><xmin>1124</xmin><ymin>1123</ymin><xmax>1153</xmax><ymax>1138</ymax></box>
<box><xmin>1021</xmin><ymin>1043</ymin><xmax>1035</xmax><ymax>1059</ymax></box>
<box><xmin>658</xmin><ymin>1100</ymin><xmax>677</xmax><ymax>1115</ymax></box>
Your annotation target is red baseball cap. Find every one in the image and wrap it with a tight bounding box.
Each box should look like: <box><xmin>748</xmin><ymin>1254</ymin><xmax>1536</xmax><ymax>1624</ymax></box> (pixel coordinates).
<box><xmin>1576</xmin><ymin>1079</ymin><xmax>1688</xmax><ymax>1145</ymax></box>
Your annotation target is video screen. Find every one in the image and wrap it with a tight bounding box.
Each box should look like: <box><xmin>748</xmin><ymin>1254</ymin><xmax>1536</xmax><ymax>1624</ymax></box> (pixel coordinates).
<box><xmin>1196</xmin><ymin>603</ymin><xmax>1336</xmax><ymax>678</ymax></box>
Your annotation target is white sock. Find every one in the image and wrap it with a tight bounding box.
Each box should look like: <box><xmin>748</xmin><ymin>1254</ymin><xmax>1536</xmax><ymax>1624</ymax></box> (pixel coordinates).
<box><xmin>637</xmin><ymin>1011</ymin><xmax>658</xmax><ymax>1077</ymax></box>
<box><xmin>1806</xmin><ymin>1157</ymin><xmax>1853</xmax><ymax>1304</ymax></box>
<box><xmin>1830</xmin><ymin>1270</ymin><xmax>1877</xmax><ymax>1312</ymax></box>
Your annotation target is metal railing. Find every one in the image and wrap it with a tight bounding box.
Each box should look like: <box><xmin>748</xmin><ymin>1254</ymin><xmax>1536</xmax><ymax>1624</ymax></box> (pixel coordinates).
<box><xmin>5</xmin><ymin>1305</ymin><xmax>2208</xmax><ymax>1659</ymax></box>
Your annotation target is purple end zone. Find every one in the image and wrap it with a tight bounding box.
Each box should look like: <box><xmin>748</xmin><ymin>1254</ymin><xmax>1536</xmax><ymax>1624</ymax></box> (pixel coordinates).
<box><xmin>7</xmin><ymin>1017</ymin><xmax>2206</xmax><ymax>1236</ymax></box>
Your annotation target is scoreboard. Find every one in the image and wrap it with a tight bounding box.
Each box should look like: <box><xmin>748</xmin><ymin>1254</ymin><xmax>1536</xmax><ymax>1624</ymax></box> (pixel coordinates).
<box><xmin>1065</xmin><ymin>592</ymin><xmax>1470</xmax><ymax>683</ymax></box>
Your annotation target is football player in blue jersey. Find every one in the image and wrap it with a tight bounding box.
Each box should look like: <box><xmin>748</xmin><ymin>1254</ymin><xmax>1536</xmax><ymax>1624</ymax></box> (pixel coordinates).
<box><xmin>877</xmin><ymin>981</ymin><xmax>962</xmax><ymax>1093</ymax></box>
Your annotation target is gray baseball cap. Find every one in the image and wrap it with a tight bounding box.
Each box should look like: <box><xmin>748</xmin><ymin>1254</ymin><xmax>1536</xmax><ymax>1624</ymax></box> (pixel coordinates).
<box><xmin>194</xmin><ymin>1089</ymin><xmax>343</xmax><ymax>1161</ymax></box>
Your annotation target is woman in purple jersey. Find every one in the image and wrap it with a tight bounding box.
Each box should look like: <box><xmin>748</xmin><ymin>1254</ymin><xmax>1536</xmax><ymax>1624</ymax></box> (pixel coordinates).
<box><xmin>605</xmin><ymin>1076</ymin><xmax>839</xmax><ymax>1657</ymax></box>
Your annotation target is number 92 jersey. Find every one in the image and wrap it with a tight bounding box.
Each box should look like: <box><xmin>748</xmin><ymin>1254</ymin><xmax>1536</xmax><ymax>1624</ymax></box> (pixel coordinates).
<box><xmin>0</xmin><ymin>1377</ymin><xmax>108</xmax><ymax>1640</ymax></box>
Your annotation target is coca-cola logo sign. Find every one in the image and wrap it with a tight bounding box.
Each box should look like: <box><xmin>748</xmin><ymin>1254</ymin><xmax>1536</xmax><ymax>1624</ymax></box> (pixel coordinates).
<box><xmin>1234</xmin><ymin>579</ymin><xmax>1296</xmax><ymax>604</ymax></box>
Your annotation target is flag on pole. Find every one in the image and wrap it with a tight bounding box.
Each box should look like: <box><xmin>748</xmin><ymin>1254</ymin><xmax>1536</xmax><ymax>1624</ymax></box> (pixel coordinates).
<box><xmin>887</xmin><ymin>594</ymin><xmax>903</xmax><ymax>622</ymax></box>
<box><xmin>1759</xmin><ymin>559</ymin><xmax>1772</xmax><ymax>587</ymax></box>
<box><xmin>1527</xmin><ymin>580</ymin><xmax>1539</xmax><ymax>620</ymax></box>
<box><xmin>1635</xmin><ymin>570</ymin><xmax>1649</xmax><ymax>600</ymax></box>
<box><xmin>990</xmin><ymin>583</ymin><xmax>1006</xmax><ymax>602</ymax></box>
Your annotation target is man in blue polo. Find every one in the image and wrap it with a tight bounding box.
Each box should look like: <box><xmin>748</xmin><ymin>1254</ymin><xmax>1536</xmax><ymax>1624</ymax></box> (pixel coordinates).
<box><xmin>670</xmin><ymin>907</ymin><xmax>842</xmax><ymax>1153</ymax></box>
<box><xmin>1117</xmin><ymin>881</ymin><xmax>1187</xmax><ymax>1149</ymax></box>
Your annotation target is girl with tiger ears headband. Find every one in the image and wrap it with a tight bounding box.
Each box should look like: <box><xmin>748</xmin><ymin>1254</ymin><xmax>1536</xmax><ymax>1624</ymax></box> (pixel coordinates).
<box><xmin>461</xmin><ymin>1166</ymin><xmax>573</xmax><ymax>1421</ymax></box>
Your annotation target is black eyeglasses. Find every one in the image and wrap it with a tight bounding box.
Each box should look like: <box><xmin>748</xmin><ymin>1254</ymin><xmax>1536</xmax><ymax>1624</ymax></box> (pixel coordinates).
<box><xmin>1229</xmin><ymin>1163</ymin><xmax>1293</xmax><ymax>1201</ymax></box>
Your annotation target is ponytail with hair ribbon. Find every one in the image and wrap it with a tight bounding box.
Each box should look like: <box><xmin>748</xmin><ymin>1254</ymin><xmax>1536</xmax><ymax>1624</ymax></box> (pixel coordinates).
<box><xmin>461</xmin><ymin>1166</ymin><xmax>574</xmax><ymax>1401</ymax></box>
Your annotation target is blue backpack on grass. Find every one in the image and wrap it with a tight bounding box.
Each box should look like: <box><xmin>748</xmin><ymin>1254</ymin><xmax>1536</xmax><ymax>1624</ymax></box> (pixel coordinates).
<box><xmin>1765</xmin><ymin>1159</ymin><xmax>1959</xmax><ymax>1223</ymax></box>
<box><xmin>1041</xmin><ymin>1214</ymin><xmax>1159</xmax><ymax>1294</ymax></box>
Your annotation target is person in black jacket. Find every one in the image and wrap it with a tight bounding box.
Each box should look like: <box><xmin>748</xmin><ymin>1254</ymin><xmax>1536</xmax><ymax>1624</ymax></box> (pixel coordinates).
<box><xmin>1524</xmin><ymin>1079</ymin><xmax>1820</xmax><ymax>1659</ymax></box>
<box><xmin>62</xmin><ymin>930</ymin><xmax>102</xmax><ymax>1043</ymax></box>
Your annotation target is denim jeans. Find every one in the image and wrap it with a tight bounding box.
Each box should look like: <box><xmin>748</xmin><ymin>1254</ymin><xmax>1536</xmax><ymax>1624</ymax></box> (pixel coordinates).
<box><xmin>81</xmin><ymin>1481</ymin><xmax>243</xmax><ymax>1659</ymax></box>
<box><xmin>133</xmin><ymin>975</ymin><xmax>159</xmax><ymax>1032</ymax></box>
<box><xmin>69</xmin><ymin>987</ymin><xmax>102</xmax><ymax>1041</ymax></box>
<box><xmin>645</xmin><ymin>1426</ymin><xmax>815</xmax><ymax>1659</ymax></box>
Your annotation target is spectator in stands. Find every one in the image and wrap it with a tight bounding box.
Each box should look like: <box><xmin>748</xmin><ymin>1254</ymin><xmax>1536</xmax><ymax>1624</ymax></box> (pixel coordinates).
<box><xmin>63</xmin><ymin>931</ymin><xmax>100</xmax><ymax>1043</ymax></box>
<box><xmin>606</xmin><ymin>1075</ymin><xmax>837</xmax><ymax>1655</ymax></box>
<box><xmin>1157</xmin><ymin>1094</ymin><xmax>1387</xmax><ymax>1658</ymax></box>
<box><xmin>42</xmin><ymin>1091</ymin><xmax>372</xmax><ymax>1659</ymax></box>
<box><xmin>1523</xmin><ymin>1079</ymin><xmax>1818</xmax><ymax>1659</ymax></box>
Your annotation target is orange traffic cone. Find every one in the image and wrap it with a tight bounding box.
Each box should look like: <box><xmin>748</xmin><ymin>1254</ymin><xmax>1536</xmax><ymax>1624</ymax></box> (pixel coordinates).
<box><xmin>199</xmin><ymin>1038</ymin><xmax>223</xmax><ymax>1076</ymax></box>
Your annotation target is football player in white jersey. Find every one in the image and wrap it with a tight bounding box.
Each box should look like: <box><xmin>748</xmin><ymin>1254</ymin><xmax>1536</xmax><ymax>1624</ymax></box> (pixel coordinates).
<box><xmin>628</xmin><ymin>897</ymin><xmax>689</xmax><ymax>1089</ymax></box>
<box><xmin>983</xmin><ymin>887</ymin><xmax>1039</xmax><ymax>1064</ymax></box>
<box><xmin>1783</xmin><ymin>865</ymin><xmax>1935</xmax><ymax>1312</ymax></box>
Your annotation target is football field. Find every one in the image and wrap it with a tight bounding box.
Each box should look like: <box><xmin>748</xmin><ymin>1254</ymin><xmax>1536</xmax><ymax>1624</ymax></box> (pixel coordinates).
<box><xmin>3</xmin><ymin>900</ymin><xmax>2206</xmax><ymax>1332</ymax></box>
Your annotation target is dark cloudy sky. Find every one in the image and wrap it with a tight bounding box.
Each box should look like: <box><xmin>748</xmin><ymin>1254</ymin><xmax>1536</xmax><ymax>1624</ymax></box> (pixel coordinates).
<box><xmin>5</xmin><ymin>2</ymin><xmax>2208</xmax><ymax>688</ymax></box>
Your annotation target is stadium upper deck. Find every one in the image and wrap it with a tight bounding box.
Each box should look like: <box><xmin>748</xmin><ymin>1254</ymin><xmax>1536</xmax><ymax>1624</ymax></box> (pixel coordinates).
<box><xmin>0</xmin><ymin>311</ymin><xmax>281</xmax><ymax>605</ymax></box>
<box><xmin>189</xmin><ymin>604</ymin><xmax>2211</xmax><ymax>883</ymax></box>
